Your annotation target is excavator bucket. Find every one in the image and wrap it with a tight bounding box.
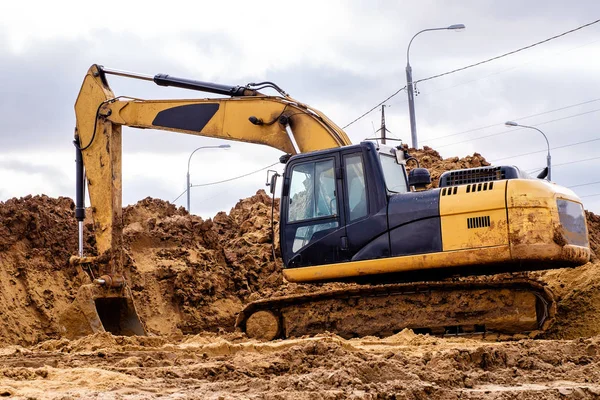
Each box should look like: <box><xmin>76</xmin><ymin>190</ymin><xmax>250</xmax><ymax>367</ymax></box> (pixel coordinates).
<box><xmin>59</xmin><ymin>282</ymin><xmax>145</xmax><ymax>339</ymax></box>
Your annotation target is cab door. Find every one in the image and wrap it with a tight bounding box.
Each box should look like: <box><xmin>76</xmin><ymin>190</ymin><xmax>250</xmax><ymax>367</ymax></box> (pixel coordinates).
<box><xmin>341</xmin><ymin>149</ymin><xmax>390</xmax><ymax>261</ymax></box>
<box><xmin>281</xmin><ymin>153</ymin><xmax>347</xmax><ymax>268</ymax></box>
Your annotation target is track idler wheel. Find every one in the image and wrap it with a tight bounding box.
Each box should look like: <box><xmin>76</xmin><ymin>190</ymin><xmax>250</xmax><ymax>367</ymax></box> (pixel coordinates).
<box><xmin>245</xmin><ymin>310</ymin><xmax>281</xmax><ymax>341</ymax></box>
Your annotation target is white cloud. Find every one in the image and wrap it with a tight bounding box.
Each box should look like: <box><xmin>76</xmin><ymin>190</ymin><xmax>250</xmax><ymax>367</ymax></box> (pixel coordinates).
<box><xmin>2</xmin><ymin>0</ymin><xmax>600</xmax><ymax>215</ymax></box>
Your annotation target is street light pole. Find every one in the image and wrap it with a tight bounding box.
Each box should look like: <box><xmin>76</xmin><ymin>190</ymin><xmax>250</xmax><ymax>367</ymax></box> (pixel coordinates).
<box><xmin>406</xmin><ymin>24</ymin><xmax>465</xmax><ymax>149</ymax></box>
<box><xmin>186</xmin><ymin>144</ymin><xmax>231</xmax><ymax>212</ymax></box>
<box><xmin>505</xmin><ymin>121</ymin><xmax>551</xmax><ymax>181</ymax></box>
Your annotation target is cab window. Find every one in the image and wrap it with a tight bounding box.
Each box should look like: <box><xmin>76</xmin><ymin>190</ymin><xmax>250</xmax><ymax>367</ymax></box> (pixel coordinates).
<box><xmin>288</xmin><ymin>159</ymin><xmax>338</xmax><ymax>253</ymax></box>
<box><xmin>379</xmin><ymin>155</ymin><xmax>408</xmax><ymax>193</ymax></box>
<box><xmin>344</xmin><ymin>154</ymin><xmax>368</xmax><ymax>221</ymax></box>
<box><xmin>288</xmin><ymin>159</ymin><xmax>337</xmax><ymax>222</ymax></box>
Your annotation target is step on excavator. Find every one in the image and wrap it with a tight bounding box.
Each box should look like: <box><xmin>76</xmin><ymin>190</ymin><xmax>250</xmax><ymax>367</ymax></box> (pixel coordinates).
<box><xmin>61</xmin><ymin>64</ymin><xmax>590</xmax><ymax>340</ymax></box>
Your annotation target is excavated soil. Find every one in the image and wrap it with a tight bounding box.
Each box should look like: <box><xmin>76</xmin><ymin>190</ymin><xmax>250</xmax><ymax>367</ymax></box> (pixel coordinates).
<box><xmin>1</xmin><ymin>332</ymin><xmax>600</xmax><ymax>399</ymax></box>
<box><xmin>1</xmin><ymin>148</ymin><xmax>600</xmax><ymax>398</ymax></box>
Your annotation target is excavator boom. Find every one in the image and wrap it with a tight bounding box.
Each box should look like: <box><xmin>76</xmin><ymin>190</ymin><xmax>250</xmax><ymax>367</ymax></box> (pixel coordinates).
<box><xmin>64</xmin><ymin>64</ymin><xmax>351</xmax><ymax>337</ymax></box>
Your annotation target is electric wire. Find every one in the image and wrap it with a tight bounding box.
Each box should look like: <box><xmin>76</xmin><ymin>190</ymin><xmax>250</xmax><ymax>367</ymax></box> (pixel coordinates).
<box><xmin>171</xmin><ymin>161</ymin><xmax>281</xmax><ymax>204</ymax></box>
<box><xmin>434</xmin><ymin>107</ymin><xmax>600</xmax><ymax>149</ymax></box>
<box><xmin>490</xmin><ymin>138</ymin><xmax>600</xmax><ymax>163</ymax></box>
<box><xmin>526</xmin><ymin>155</ymin><xmax>600</xmax><ymax>173</ymax></box>
<box><xmin>342</xmin><ymin>86</ymin><xmax>406</xmax><ymax>129</ymax></box>
<box><xmin>412</xmin><ymin>19</ymin><xmax>600</xmax><ymax>86</ymax></box>
<box><xmin>342</xmin><ymin>19</ymin><xmax>600</xmax><ymax>130</ymax></box>
<box><xmin>398</xmin><ymin>38</ymin><xmax>600</xmax><ymax>107</ymax></box>
<box><xmin>568</xmin><ymin>181</ymin><xmax>600</xmax><ymax>189</ymax></box>
<box><xmin>191</xmin><ymin>161</ymin><xmax>280</xmax><ymax>187</ymax></box>
<box><xmin>171</xmin><ymin>188</ymin><xmax>187</xmax><ymax>204</ymax></box>
<box><xmin>581</xmin><ymin>193</ymin><xmax>600</xmax><ymax>198</ymax></box>
<box><xmin>423</xmin><ymin>98</ymin><xmax>600</xmax><ymax>144</ymax></box>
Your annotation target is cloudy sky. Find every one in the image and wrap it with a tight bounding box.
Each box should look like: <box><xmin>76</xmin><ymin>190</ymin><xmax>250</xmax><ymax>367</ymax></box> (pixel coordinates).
<box><xmin>1</xmin><ymin>1</ymin><xmax>600</xmax><ymax>218</ymax></box>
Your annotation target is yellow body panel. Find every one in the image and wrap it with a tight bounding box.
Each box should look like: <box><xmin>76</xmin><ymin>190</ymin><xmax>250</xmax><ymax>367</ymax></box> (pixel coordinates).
<box><xmin>440</xmin><ymin>180</ymin><xmax>508</xmax><ymax>251</ymax></box>
<box><xmin>283</xmin><ymin>243</ymin><xmax>586</xmax><ymax>283</ymax></box>
<box><xmin>506</xmin><ymin>179</ymin><xmax>589</xmax><ymax>261</ymax></box>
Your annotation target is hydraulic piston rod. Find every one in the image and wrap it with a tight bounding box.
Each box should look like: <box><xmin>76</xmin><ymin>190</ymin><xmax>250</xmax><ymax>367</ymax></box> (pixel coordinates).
<box><xmin>74</xmin><ymin>138</ymin><xmax>85</xmax><ymax>258</ymax></box>
<box><xmin>99</xmin><ymin>66</ymin><xmax>256</xmax><ymax>96</ymax></box>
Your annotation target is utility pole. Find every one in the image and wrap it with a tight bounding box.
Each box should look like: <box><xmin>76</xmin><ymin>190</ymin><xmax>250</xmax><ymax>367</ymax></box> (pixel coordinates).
<box><xmin>380</xmin><ymin>105</ymin><xmax>387</xmax><ymax>145</ymax></box>
<box><xmin>378</xmin><ymin>105</ymin><xmax>392</xmax><ymax>145</ymax></box>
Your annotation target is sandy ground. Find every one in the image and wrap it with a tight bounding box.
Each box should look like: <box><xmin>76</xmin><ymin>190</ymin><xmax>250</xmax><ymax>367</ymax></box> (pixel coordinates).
<box><xmin>1</xmin><ymin>331</ymin><xmax>600</xmax><ymax>399</ymax></box>
<box><xmin>1</xmin><ymin>148</ymin><xmax>600</xmax><ymax>399</ymax></box>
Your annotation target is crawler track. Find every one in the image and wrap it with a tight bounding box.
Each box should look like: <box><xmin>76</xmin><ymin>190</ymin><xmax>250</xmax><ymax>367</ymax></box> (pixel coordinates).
<box><xmin>236</xmin><ymin>276</ymin><xmax>556</xmax><ymax>340</ymax></box>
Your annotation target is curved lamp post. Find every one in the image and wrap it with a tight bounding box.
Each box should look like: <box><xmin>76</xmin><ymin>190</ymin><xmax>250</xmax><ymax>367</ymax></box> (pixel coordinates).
<box><xmin>406</xmin><ymin>23</ymin><xmax>465</xmax><ymax>149</ymax></box>
<box><xmin>187</xmin><ymin>144</ymin><xmax>231</xmax><ymax>211</ymax></box>
<box><xmin>505</xmin><ymin>121</ymin><xmax>551</xmax><ymax>180</ymax></box>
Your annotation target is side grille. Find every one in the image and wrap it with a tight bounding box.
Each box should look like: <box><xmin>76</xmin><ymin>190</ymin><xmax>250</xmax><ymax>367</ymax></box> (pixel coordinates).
<box><xmin>441</xmin><ymin>186</ymin><xmax>458</xmax><ymax>196</ymax></box>
<box><xmin>467</xmin><ymin>216</ymin><xmax>491</xmax><ymax>229</ymax></box>
<box><xmin>443</xmin><ymin>166</ymin><xmax>504</xmax><ymax>186</ymax></box>
<box><xmin>466</xmin><ymin>181</ymin><xmax>494</xmax><ymax>193</ymax></box>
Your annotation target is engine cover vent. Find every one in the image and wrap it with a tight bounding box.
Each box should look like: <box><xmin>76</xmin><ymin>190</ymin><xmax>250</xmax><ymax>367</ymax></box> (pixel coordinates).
<box><xmin>467</xmin><ymin>216</ymin><xmax>491</xmax><ymax>229</ymax></box>
<box><xmin>441</xmin><ymin>186</ymin><xmax>458</xmax><ymax>196</ymax></box>
<box><xmin>439</xmin><ymin>166</ymin><xmax>524</xmax><ymax>187</ymax></box>
<box><xmin>466</xmin><ymin>181</ymin><xmax>494</xmax><ymax>193</ymax></box>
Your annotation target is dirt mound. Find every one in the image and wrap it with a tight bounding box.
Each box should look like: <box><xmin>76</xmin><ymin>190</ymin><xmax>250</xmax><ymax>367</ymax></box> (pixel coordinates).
<box><xmin>0</xmin><ymin>195</ymin><xmax>94</xmax><ymax>345</ymax></box>
<box><xmin>0</xmin><ymin>191</ymin><xmax>281</xmax><ymax>345</ymax></box>
<box><xmin>408</xmin><ymin>146</ymin><xmax>490</xmax><ymax>188</ymax></box>
<box><xmin>585</xmin><ymin>210</ymin><xmax>600</xmax><ymax>260</ymax></box>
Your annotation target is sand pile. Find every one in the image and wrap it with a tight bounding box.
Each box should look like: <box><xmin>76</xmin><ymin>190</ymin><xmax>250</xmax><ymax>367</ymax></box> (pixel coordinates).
<box><xmin>125</xmin><ymin>192</ymin><xmax>282</xmax><ymax>335</ymax></box>
<box><xmin>1</xmin><ymin>148</ymin><xmax>599</xmax><ymax>347</ymax></box>
<box><xmin>407</xmin><ymin>146</ymin><xmax>490</xmax><ymax>188</ymax></box>
<box><xmin>0</xmin><ymin>191</ymin><xmax>281</xmax><ymax>345</ymax></box>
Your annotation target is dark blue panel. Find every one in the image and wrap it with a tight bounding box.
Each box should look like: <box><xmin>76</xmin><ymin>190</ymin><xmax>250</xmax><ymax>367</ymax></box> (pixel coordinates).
<box><xmin>351</xmin><ymin>232</ymin><xmax>390</xmax><ymax>261</ymax></box>
<box><xmin>387</xmin><ymin>189</ymin><xmax>441</xmax><ymax>256</ymax></box>
<box><xmin>387</xmin><ymin>190</ymin><xmax>440</xmax><ymax>228</ymax></box>
<box><xmin>152</xmin><ymin>103</ymin><xmax>219</xmax><ymax>132</ymax></box>
<box><xmin>390</xmin><ymin>217</ymin><xmax>442</xmax><ymax>256</ymax></box>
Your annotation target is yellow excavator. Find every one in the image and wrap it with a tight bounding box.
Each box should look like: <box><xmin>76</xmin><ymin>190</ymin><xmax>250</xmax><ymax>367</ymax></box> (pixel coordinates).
<box><xmin>61</xmin><ymin>64</ymin><xmax>590</xmax><ymax>340</ymax></box>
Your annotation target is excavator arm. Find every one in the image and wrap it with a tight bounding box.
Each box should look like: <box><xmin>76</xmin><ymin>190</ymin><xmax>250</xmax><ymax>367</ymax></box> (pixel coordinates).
<box><xmin>74</xmin><ymin>64</ymin><xmax>350</xmax><ymax>277</ymax></box>
<box><xmin>62</xmin><ymin>64</ymin><xmax>351</xmax><ymax>338</ymax></box>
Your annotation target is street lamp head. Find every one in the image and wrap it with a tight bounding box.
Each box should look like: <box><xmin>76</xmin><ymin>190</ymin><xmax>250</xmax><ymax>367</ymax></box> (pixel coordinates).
<box><xmin>218</xmin><ymin>144</ymin><xmax>231</xmax><ymax>149</ymax></box>
<box><xmin>505</xmin><ymin>121</ymin><xmax>519</xmax><ymax>127</ymax></box>
<box><xmin>447</xmin><ymin>24</ymin><xmax>466</xmax><ymax>30</ymax></box>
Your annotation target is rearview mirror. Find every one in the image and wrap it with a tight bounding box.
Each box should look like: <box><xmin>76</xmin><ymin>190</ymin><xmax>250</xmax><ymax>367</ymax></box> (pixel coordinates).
<box><xmin>265</xmin><ymin>170</ymin><xmax>280</xmax><ymax>195</ymax></box>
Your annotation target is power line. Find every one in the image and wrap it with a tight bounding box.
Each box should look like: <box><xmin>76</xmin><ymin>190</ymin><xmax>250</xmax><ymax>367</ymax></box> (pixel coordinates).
<box><xmin>413</xmin><ymin>19</ymin><xmax>600</xmax><ymax>86</ymax></box>
<box><xmin>342</xmin><ymin>86</ymin><xmax>406</xmax><ymax>129</ymax></box>
<box><xmin>554</xmin><ymin>156</ymin><xmax>600</xmax><ymax>168</ymax></box>
<box><xmin>569</xmin><ymin>181</ymin><xmax>600</xmax><ymax>189</ymax></box>
<box><xmin>172</xmin><ymin>189</ymin><xmax>187</xmax><ymax>204</ymax></box>
<box><xmin>342</xmin><ymin>18</ymin><xmax>600</xmax><ymax>130</ymax></box>
<box><xmin>402</xmin><ymin>38</ymin><xmax>600</xmax><ymax>106</ymax></box>
<box><xmin>581</xmin><ymin>193</ymin><xmax>600</xmax><ymax>198</ymax></box>
<box><xmin>191</xmin><ymin>161</ymin><xmax>280</xmax><ymax>187</ymax></box>
<box><xmin>171</xmin><ymin>161</ymin><xmax>281</xmax><ymax>204</ymax></box>
<box><xmin>526</xmin><ymin>155</ymin><xmax>600</xmax><ymax>173</ymax></box>
<box><xmin>435</xmin><ymin>107</ymin><xmax>600</xmax><ymax>149</ymax></box>
<box><xmin>423</xmin><ymin>97</ymin><xmax>600</xmax><ymax>144</ymax></box>
<box><xmin>490</xmin><ymin>137</ymin><xmax>600</xmax><ymax>163</ymax></box>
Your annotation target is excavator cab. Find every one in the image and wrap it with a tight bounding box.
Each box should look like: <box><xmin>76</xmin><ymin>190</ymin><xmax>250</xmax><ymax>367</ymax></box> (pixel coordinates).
<box><xmin>280</xmin><ymin>142</ymin><xmax>590</xmax><ymax>283</ymax></box>
<box><xmin>280</xmin><ymin>142</ymin><xmax>404</xmax><ymax>270</ymax></box>
<box><xmin>65</xmin><ymin>64</ymin><xmax>590</xmax><ymax>340</ymax></box>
